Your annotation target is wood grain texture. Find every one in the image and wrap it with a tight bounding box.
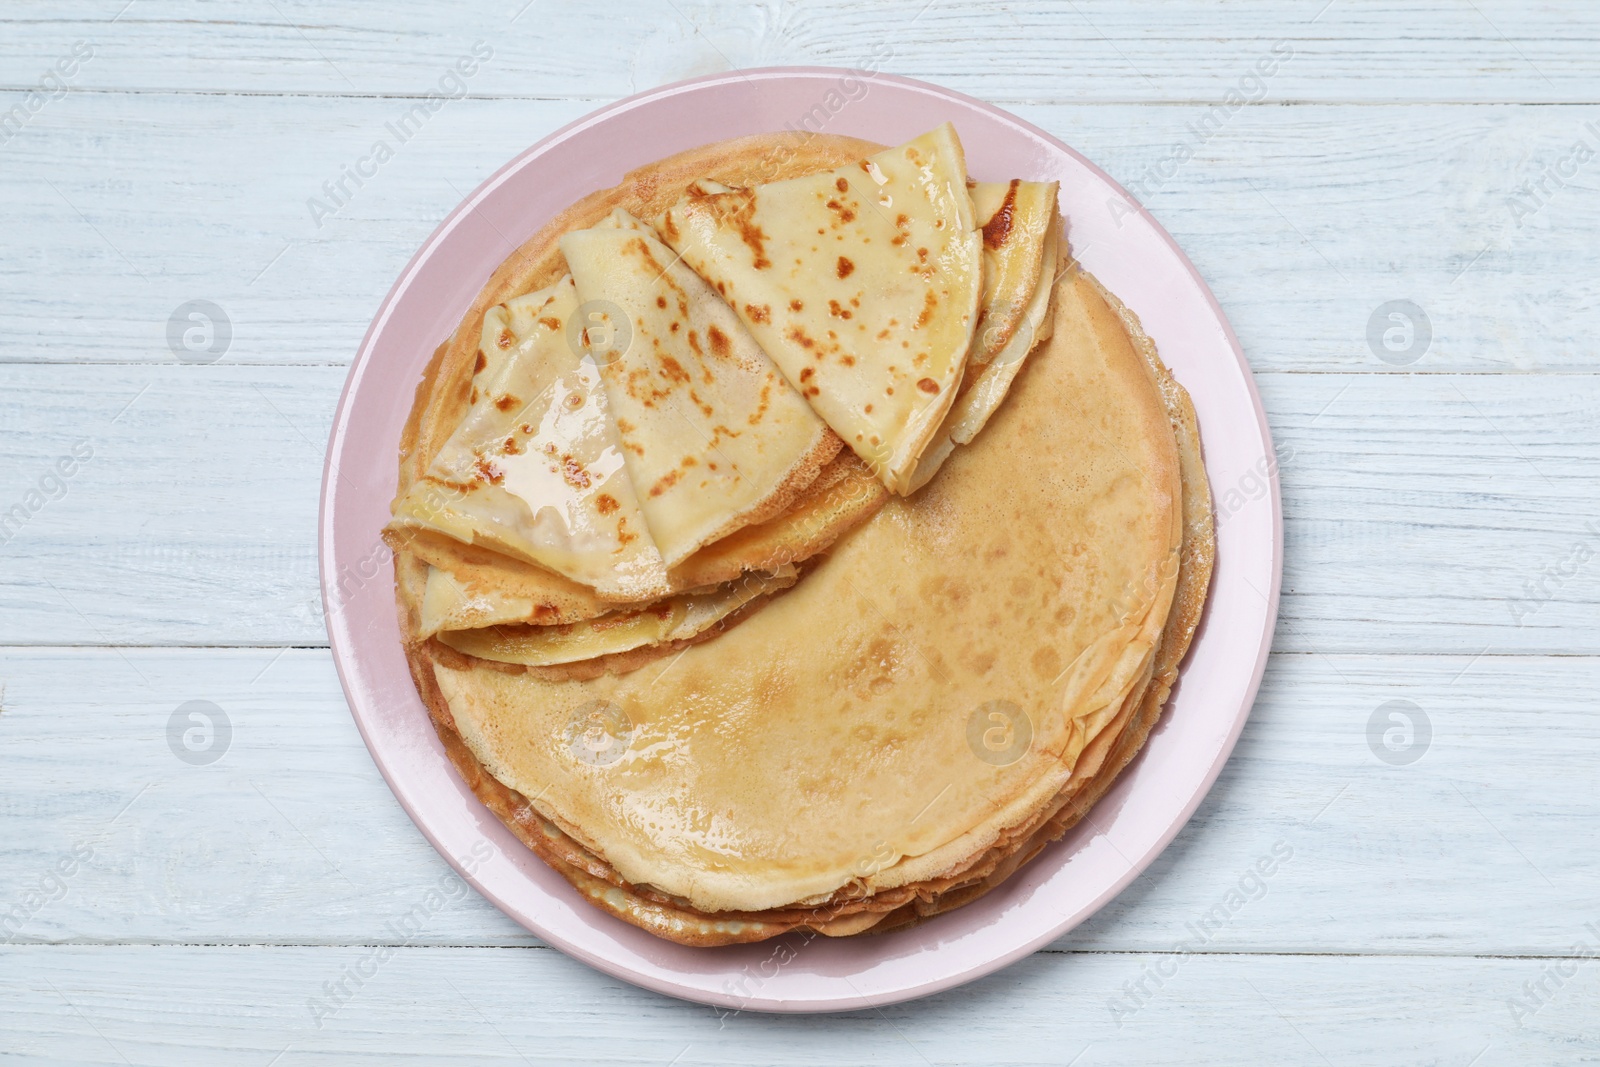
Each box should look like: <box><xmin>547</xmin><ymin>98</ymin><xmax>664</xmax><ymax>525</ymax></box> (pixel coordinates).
<box><xmin>1</xmin><ymin>648</ymin><xmax>1596</xmax><ymax>956</ymax></box>
<box><xmin>3</xmin><ymin>1</ymin><xmax>1599</xmax><ymax>1058</ymax></box>
<box><xmin>4</xmin><ymin>92</ymin><xmax>1600</xmax><ymax>371</ymax></box>
<box><xmin>3</xmin><ymin>944</ymin><xmax>1599</xmax><ymax>1065</ymax></box>
<box><xmin>0</xmin><ymin>365</ymin><xmax>1595</xmax><ymax>652</ymax></box>
<box><xmin>1</xmin><ymin>0</ymin><xmax>1598</xmax><ymax>103</ymax></box>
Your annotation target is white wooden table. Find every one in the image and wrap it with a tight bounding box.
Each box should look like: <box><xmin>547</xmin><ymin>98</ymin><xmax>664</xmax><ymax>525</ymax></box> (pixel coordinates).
<box><xmin>3</xmin><ymin>2</ymin><xmax>1598</xmax><ymax>1062</ymax></box>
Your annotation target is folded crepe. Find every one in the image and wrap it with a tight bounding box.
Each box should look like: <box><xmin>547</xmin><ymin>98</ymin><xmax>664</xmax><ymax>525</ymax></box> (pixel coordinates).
<box><xmin>434</xmin><ymin>565</ymin><xmax>798</xmax><ymax>667</ymax></box>
<box><xmin>388</xmin><ymin>275</ymin><xmax>670</xmax><ymax>601</ymax></box>
<box><xmin>560</xmin><ymin>209</ymin><xmax>838</xmax><ymax>567</ymax></box>
<box><xmin>386</xmin><ymin>134</ymin><xmax>892</xmax><ymax>675</ymax></box>
<box><xmin>659</xmin><ymin>122</ymin><xmax>982</xmax><ymax>494</ymax></box>
<box><xmin>402</xmin><ymin>440</ymin><xmax>884</xmax><ymax>676</ymax></box>
<box><xmin>906</xmin><ymin>180</ymin><xmax>1061</xmax><ymax>493</ymax></box>
<box><xmin>970</xmin><ymin>179</ymin><xmax>1059</xmax><ymax>364</ymax></box>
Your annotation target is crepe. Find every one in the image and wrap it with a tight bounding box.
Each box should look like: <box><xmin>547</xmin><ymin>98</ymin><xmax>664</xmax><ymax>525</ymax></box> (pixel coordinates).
<box><xmin>386</xmin><ymin>134</ymin><xmax>892</xmax><ymax>673</ymax></box>
<box><xmin>951</xmin><ymin>216</ymin><xmax>1058</xmax><ymax>444</ymax></box>
<box><xmin>970</xmin><ymin>180</ymin><xmax>1059</xmax><ymax>364</ymax></box>
<box><xmin>417</xmin><ymin>262</ymin><xmax>1211</xmax><ymax>945</ymax></box>
<box><xmin>388</xmin><ymin>276</ymin><xmax>670</xmax><ymax>601</ymax></box>
<box><xmin>866</xmin><ymin>269</ymin><xmax>1216</xmax><ymax>936</ymax></box>
<box><xmin>658</xmin><ymin>123</ymin><xmax>982</xmax><ymax>494</ymax></box>
<box><xmin>425</xmin><ymin>263</ymin><xmax>1186</xmax><ymax>920</ymax></box>
<box><xmin>387</xmin><ymin>129</ymin><xmax>1213</xmax><ymax>945</ymax></box>
<box><xmin>560</xmin><ymin>209</ymin><xmax>836</xmax><ymax>567</ymax></box>
<box><xmin>408</xmin><ymin>450</ymin><xmax>885</xmax><ymax>667</ymax></box>
<box><xmin>435</xmin><ymin>566</ymin><xmax>797</xmax><ymax>667</ymax></box>
<box><xmin>905</xmin><ymin>183</ymin><xmax>1061</xmax><ymax>493</ymax></box>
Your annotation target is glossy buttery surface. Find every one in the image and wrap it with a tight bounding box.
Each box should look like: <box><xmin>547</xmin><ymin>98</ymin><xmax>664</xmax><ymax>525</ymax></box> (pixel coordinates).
<box><xmin>392</xmin><ymin>276</ymin><xmax>669</xmax><ymax>599</ymax></box>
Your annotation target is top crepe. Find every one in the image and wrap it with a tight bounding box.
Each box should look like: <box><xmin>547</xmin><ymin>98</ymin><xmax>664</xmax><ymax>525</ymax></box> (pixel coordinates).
<box><xmin>659</xmin><ymin>123</ymin><xmax>982</xmax><ymax>495</ymax></box>
<box><xmin>560</xmin><ymin>209</ymin><xmax>837</xmax><ymax>568</ymax></box>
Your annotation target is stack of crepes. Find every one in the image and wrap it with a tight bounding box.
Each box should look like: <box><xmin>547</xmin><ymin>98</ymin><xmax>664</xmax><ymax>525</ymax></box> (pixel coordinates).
<box><xmin>384</xmin><ymin>124</ymin><xmax>1215</xmax><ymax>945</ymax></box>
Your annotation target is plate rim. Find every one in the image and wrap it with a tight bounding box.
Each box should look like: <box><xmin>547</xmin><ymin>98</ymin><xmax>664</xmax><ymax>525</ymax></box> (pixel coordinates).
<box><xmin>319</xmin><ymin>65</ymin><xmax>1282</xmax><ymax>1013</ymax></box>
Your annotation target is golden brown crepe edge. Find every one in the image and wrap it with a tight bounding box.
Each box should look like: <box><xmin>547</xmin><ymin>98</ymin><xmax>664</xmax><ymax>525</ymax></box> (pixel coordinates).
<box><xmin>863</xmin><ymin>292</ymin><xmax>1216</xmax><ymax>933</ymax></box>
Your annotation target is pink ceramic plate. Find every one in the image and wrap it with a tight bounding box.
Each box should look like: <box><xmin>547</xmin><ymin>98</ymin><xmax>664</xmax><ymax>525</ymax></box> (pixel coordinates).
<box><xmin>320</xmin><ymin>68</ymin><xmax>1281</xmax><ymax>1012</ymax></box>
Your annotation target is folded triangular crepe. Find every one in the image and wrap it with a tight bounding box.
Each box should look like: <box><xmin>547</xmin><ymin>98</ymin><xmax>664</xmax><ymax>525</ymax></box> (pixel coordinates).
<box><xmin>411</xmin><ymin>450</ymin><xmax>886</xmax><ymax>643</ymax></box>
<box><xmin>560</xmin><ymin>210</ymin><xmax>838</xmax><ymax>568</ymax></box>
<box><xmin>388</xmin><ymin>276</ymin><xmax>671</xmax><ymax>601</ymax></box>
<box><xmin>970</xmin><ymin>180</ymin><xmax>1059</xmax><ymax>364</ymax></box>
<box><xmin>434</xmin><ymin>565</ymin><xmax>798</xmax><ymax>668</ymax></box>
<box><xmin>907</xmin><ymin>183</ymin><xmax>1060</xmax><ymax>492</ymax></box>
<box><xmin>659</xmin><ymin>123</ymin><xmax>982</xmax><ymax>494</ymax></box>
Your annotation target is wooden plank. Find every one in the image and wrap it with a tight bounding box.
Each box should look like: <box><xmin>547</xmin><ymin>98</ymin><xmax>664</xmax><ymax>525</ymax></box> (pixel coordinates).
<box><xmin>0</xmin><ymin>648</ymin><xmax>534</xmax><ymax>950</ymax></box>
<box><xmin>3</xmin><ymin>91</ymin><xmax>1598</xmax><ymax>371</ymax></box>
<box><xmin>1</xmin><ymin>365</ymin><xmax>1595</xmax><ymax>652</ymax></box>
<box><xmin>2</xmin><ymin>648</ymin><xmax>1597</xmax><ymax>955</ymax></box>
<box><xmin>0</xmin><ymin>365</ymin><xmax>332</xmax><ymax>647</ymax></box>
<box><xmin>3</xmin><ymin>943</ymin><xmax>1598</xmax><ymax>1064</ymax></box>
<box><xmin>1260</xmin><ymin>369</ymin><xmax>1600</xmax><ymax>656</ymax></box>
<box><xmin>1</xmin><ymin>0</ymin><xmax>1598</xmax><ymax>103</ymax></box>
